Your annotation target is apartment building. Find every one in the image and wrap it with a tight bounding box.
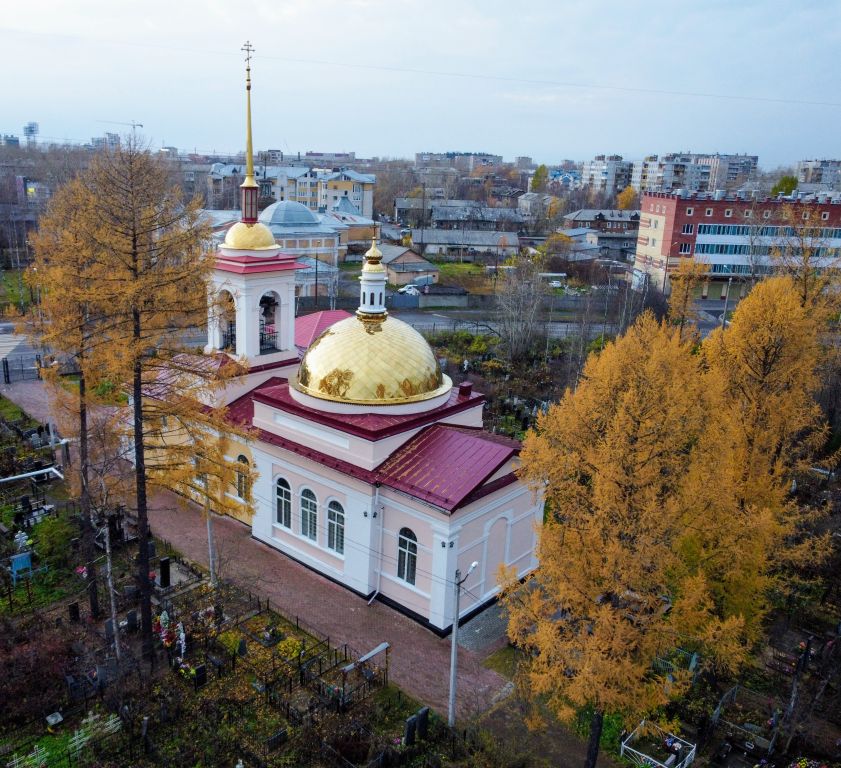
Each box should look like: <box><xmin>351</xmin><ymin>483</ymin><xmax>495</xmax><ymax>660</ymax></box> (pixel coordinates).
<box><xmin>797</xmin><ymin>159</ymin><xmax>841</xmax><ymax>190</ymax></box>
<box><xmin>633</xmin><ymin>191</ymin><xmax>841</xmax><ymax>294</ymax></box>
<box><xmin>630</xmin><ymin>153</ymin><xmax>758</xmax><ymax>193</ymax></box>
<box><xmin>581</xmin><ymin>155</ymin><xmax>633</xmax><ymax>196</ymax></box>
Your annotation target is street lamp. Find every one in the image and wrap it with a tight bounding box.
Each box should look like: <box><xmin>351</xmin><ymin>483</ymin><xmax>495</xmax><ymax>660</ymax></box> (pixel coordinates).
<box><xmin>721</xmin><ymin>276</ymin><xmax>733</xmax><ymax>328</ymax></box>
<box><xmin>448</xmin><ymin>560</ymin><xmax>479</xmax><ymax>727</ymax></box>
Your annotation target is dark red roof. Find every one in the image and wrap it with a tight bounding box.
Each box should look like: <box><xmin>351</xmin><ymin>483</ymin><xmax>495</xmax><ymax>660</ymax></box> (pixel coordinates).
<box><xmin>376</xmin><ymin>424</ymin><xmax>518</xmax><ymax>511</ymax></box>
<box><xmin>223</xmin><ymin>384</ymin><xmax>518</xmax><ymax>511</ymax></box>
<box><xmin>294</xmin><ymin>310</ymin><xmax>352</xmax><ymax>349</ymax></box>
<box><xmin>251</xmin><ymin>380</ymin><xmax>485</xmax><ymax>440</ymax></box>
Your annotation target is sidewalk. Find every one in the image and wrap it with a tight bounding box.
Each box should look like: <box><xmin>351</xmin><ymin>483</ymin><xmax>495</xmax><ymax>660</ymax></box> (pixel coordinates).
<box><xmin>2</xmin><ymin>378</ymin><xmax>507</xmax><ymax>720</ymax></box>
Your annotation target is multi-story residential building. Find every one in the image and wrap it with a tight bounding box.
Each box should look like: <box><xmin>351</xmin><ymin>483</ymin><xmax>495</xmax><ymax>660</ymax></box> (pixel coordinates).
<box><xmin>631</xmin><ymin>153</ymin><xmax>758</xmax><ymax>193</ymax></box>
<box><xmin>414</xmin><ymin>151</ymin><xmax>503</xmax><ymax>172</ymax></box>
<box><xmin>797</xmin><ymin>159</ymin><xmax>841</xmax><ymax>190</ymax></box>
<box><xmin>633</xmin><ymin>191</ymin><xmax>841</xmax><ymax>294</ymax></box>
<box><xmin>581</xmin><ymin>155</ymin><xmax>633</xmax><ymax>196</ymax></box>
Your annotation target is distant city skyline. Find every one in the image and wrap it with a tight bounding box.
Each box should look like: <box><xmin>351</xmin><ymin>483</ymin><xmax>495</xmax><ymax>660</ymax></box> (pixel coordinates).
<box><xmin>2</xmin><ymin>0</ymin><xmax>840</xmax><ymax>168</ymax></box>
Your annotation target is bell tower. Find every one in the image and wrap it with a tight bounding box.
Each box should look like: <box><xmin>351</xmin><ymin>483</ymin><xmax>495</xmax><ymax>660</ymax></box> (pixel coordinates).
<box><xmin>205</xmin><ymin>42</ymin><xmax>302</xmax><ymax>367</ymax></box>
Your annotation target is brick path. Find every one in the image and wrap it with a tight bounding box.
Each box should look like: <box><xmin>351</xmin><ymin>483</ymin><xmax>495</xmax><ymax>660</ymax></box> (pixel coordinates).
<box><xmin>2</xmin><ymin>379</ymin><xmax>507</xmax><ymax>720</ymax></box>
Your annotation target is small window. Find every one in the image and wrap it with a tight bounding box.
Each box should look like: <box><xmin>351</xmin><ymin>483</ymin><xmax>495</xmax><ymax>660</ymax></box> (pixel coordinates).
<box><xmin>724</xmin><ymin>209</ymin><xmax>733</xmax><ymax>218</ymax></box>
<box><xmin>651</xmin><ymin>238</ymin><xmax>657</xmax><ymax>247</ymax></box>
<box><xmin>397</xmin><ymin>528</ymin><xmax>417</xmax><ymax>585</ymax></box>
<box><xmin>327</xmin><ymin>501</ymin><xmax>344</xmax><ymax>554</ymax></box>
<box><xmin>301</xmin><ymin>489</ymin><xmax>317</xmax><ymax>542</ymax></box>
<box><xmin>679</xmin><ymin>243</ymin><xmax>691</xmax><ymax>255</ymax></box>
<box><xmin>686</xmin><ymin>207</ymin><xmax>694</xmax><ymax>216</ymax></box>
<box><xmin>236</xmin><ymin>455</ymin><xmax>249</xmax><ymax>500</ymax></box>
<box><xmin>802</xmin><ymin>211</ymin><xmax>810</xmax><ymax>220</ymax></box>
<box><xmin>763</xmin><ymin>210</ymin><xmax>771</xmax><ymax>219</ymax></box>
<box><xmin>652</xmin><ymin>220</ymin><xmax>658</xmax><ymax>229</ymax></box>
<box><xmin>821</xmin><ymin>211</ymin><xmax>829</xmax><ymax>221</ymax></box>
<box><xmin>369</xmin><ymin>292</ymin><xmax>374</xmax><ymax>304</ymax></box>
<box><xmin>744</xmin><ymin>210</ymin><xmax>752</xmax><ymax>218</ymax></box>
<box><xmin>681</xmin><ymin>223</ymin><xmax>694</xmax><ymax>235</ymax></box>
<box><xmin>706</xmin><ymin>208</ymin><xmax>713</xmax><ymax>217</ymax></box>
<box><xmin>276</xmin><ymin>478</ymin><xmax>291</xmax><ymax>528</ymax></box>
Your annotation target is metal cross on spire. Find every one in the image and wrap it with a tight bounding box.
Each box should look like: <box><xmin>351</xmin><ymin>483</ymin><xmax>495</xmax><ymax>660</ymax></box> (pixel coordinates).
<box><xmin>241</xmin><ymin>41</ymin><xmax>255</xmax><ymax>68</ymax></box>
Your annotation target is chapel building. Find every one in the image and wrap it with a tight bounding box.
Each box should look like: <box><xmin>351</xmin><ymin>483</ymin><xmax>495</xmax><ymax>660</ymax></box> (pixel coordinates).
<box><xmin>201</xmin><ymin>53</ymin><xmax>542</xmax><ymax>632</ymax></box>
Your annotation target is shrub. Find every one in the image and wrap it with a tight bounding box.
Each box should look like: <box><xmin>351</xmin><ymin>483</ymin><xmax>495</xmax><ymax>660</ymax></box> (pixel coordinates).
<box><xmin>33</xmin><ymin>515</ymin><xmax>75</xmax><ymax>568</ymax></box>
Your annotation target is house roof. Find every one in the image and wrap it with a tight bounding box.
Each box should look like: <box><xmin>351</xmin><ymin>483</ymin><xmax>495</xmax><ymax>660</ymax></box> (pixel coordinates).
<box><xmin>378</xmin><ymin>244</ymin><xmax>413</xmax><ymax>264</ymax></box>
<box><xmin>225</xmin><ymin>382</ymin><xmax>517</xmax><ymax>511</ymax></box>
<box><xmin>376</xmin><ymin>424</ymin><xmax>519</xmax><ymax>511</ymax></box>
<box><xmin>410</xmin><ymin>229</ymin><xmax>520</xmax><ymax>248</ymax></box>
<box><xmin>250</xmin><ymin>379</ymin><xmax>484</xmax><ymax>440</ymax></box>
<box><xmin>431</xmin><ymin>206</ymin><xmax>523</xmax><ymax>224</ymax></box>
<box><xmin>563</xmin><ymin>209</ymin><xmax>641</xmax><ymax>223</ymax></box>
<box><xmin>294</xmin><ymin>310</ymin><xmax>351</xmax><ymax>349</ymax></box>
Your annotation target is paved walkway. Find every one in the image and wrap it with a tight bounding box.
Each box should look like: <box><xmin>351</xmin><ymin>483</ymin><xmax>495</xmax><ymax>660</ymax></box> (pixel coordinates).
<box><xmin>2</xmin><ymin>378</ymin><xmax>507</xmax><ymax>720</ymax></box>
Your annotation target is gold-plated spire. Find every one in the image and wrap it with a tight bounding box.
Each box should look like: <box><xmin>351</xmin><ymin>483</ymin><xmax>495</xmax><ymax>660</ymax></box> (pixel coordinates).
<box><xmin>362</xmin><ymin>236</ymin><xmax>383</xmax><ymax>269</ymax></box>
<box><xmin>241</xmin><ymin>41</ymin><xmax>257</xmax><ymax>188</ymax></box>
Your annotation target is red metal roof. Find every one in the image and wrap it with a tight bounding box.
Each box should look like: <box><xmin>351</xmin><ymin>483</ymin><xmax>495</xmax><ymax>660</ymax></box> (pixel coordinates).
<box><xmin>251</xmin><ymin>380</ymin><xmax>484</xmax><ymax>440</ymax></box>
<box><xmin>375</xmin><ymin>424</ymin><xmax>519</xmax><ymax>511</ymax></box>
<box><xmin>224</xmin><ymin>384</ymin><xmax>519</xmax><ymax>511</ymax></box>
<box><xmin>294</xmin><ymin>310</ymin><xmax>352</xmax><ymax>350</ymax></box>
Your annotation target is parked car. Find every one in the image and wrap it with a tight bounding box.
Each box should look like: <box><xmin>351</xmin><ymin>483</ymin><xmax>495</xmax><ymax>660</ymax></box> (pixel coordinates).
<box><xmin>549</xmin><ymin>280</ymin><xmax>563</xmax><ymax>289</ymax></box>
<box><xmin>398</xmin><ymin>285</ymin><xmax>420</xmax><ymax>296</ymax></box>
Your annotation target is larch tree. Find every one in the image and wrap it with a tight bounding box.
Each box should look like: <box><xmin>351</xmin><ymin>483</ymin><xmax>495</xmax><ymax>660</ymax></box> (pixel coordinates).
<box><xmin>666</xmin><ymin>257</ymin><xmax>708</xmax><ymax>341</ymax></box>
<box><xmin>38</xmin><ymin>139</ymin><xmax>233</xmax><ymax>660</ymax></box>
<box><xmin>29</xmin><ymin>176</ymin><xmax>105</xmax><ymax>621</ymax></box>
<box><xmin>684</xmin><ymin>276</ymin><xmax>831</xmax><ymax>637</ymax></box>
<box><xmin>530</xmin><ymin>164</ymin><xmax>548</xmax><ymax>193</ymax></box>
<box><xmin>501</xmin><ymin>315</ymin><xmax>745</xmax><ymax>768</ymax></box>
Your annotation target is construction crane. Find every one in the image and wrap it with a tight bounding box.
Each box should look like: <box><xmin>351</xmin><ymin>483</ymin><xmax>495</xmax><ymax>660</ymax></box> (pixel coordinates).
<box><xmin>97</xmin><ymin>120</ymin><xmax>144</xmax><ymax>137</ymax></box>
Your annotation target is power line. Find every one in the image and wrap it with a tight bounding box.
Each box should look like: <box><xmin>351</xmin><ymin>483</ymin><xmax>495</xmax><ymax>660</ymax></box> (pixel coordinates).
<box><xmin>3</xmin><ymin>26</ymin><xmax>840</xmax><ymax>110</ymax></box>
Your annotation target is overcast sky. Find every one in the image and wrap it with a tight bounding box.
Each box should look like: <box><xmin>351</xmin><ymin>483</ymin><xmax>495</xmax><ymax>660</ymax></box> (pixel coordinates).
<box><xmin>2</xmin><ymin>0</ymin><xmax>839</xmax><ymax>168</ymax></box>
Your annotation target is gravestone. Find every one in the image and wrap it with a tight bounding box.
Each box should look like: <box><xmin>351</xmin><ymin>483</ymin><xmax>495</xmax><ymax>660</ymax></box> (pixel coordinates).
<box><xmin>404</xmin><ymin>715</ymin><xmax>417</xmax><ymax>746</ymax></box>
<box><xmin>10</xmin><ymin>551</ymin><xmax>32</xmax><ymax>586</ymax></box>
<box><xmin>147</xmin><ymin>540</ymin><xmax>156</xmax><ymax>559</ymax></box>
<box><xmin>238</xmin><ymin>638</ymin><xmax>248</xmax><ymax>657</ymax></box>
<box><xmin>417</xmin><ymin>707</ymin><xmax>429</xmax><ymax>740</ymax></box>
<box><xmin>193</xmin><ymin>664</ymin><xmax>207</xmax><ymax>689</ymax></box>
<box><xmin>158</xmin><ymin>557</ymin><xmax>171</xmax><ymax>589</ymax></box>
<box><xmin>104</xmin><ymin>619</ymin><xmax>115</xmax><ymax>642</ymax></box>
<box><xmin>68</xmin><ymin>602</ymin><xmax>80</xmax><ymax>623</ymax></box>
<box><xmin>126</xmin><ymin>610</ymin><xmax>138</xmax><ymax>633</ymax></box>
<box><xmin>95</xmin><ymin>665</ymin><xmax>107</xmax><ymax>691</ymax></box>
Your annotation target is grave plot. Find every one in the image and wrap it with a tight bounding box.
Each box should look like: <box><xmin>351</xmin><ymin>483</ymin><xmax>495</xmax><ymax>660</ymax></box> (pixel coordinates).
<box><xmin>711</xmin><ymin>685</ymin><xmax>782</xmax><ymax>755</ymax></box>
<box><xmin>621</xmin><ymin>720</ymin><xmax>697</xmax><ymax>768</ymax></box>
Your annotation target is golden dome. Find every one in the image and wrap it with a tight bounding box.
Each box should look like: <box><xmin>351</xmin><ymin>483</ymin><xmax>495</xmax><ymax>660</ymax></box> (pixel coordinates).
<box><xmin>223</xmin><ymin>221</ymin><xmax>277</xmax><ymax>250</ymax></box>
<box><xmin>293</xmin><ymin>315</ymin><xmax>452</xmax><ymax>405</ymax></box>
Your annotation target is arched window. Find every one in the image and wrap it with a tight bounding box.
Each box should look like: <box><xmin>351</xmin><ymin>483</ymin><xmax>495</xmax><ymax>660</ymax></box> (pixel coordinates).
<box><xmin>397</xmin><ymin>528</ymin><xmax>417</xmax><ymax>585</ymax></box>
<box><xmin>378</xmin><ymin>292</ymin><xmax>383</xmax><ymax>305</ymax></box>
<box><xmin>369</xmin><ymin>291</ymin><xmax>374</xmax><ymax>305</ymax></box>
<box><xmin>235</xmin><ymin>455</ymin><xmax>249</xmax><ymax>499</ymax></box>
<box><xmin>327</xmin><ymin>501</ymin><xmax>345</xmax><ymax>554</ymax></box>
<box><xmin>276</xmin><ymin>478</ymin><xmax>291</xmax><ymax>528</ymax></box>
<box><xmin>301</xmin><ymin>489</ymin><xmax>317</xmax><ymax>542</ymax></box>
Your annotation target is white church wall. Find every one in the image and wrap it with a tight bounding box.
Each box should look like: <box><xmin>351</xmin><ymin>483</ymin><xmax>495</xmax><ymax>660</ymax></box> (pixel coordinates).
<box><xmin>249</xmin><ymin>441</ymin><xmax>376</xmax><ymax>596</ymax></box>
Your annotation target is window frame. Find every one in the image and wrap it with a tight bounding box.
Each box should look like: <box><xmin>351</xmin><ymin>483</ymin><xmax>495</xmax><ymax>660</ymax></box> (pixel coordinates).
<box><xmin>300</xmin><ymin>488</ymin><xmax>318</xmax><ymax>542</ymax></box>
<box><xmin>235</xmin><ymin>455</ymin><xmax>249</xmax><ymax>500</ymax></box>
<box><xmin>276</xmin><ymin>478</ymin><xmax>292</xmax><ymax>528</ymax></box>
<box><xmin>327</xmin><ymin>500</ymin><xmax>345</xmax><ymax>555</ymax></box>
<box><xmin>397</xmin><ymin>528</ymin><xmax>418</xmax><ymax>585</ymax></box>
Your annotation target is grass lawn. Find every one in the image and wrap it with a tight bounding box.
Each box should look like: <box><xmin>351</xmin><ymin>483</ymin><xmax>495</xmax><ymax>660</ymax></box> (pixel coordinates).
<box><xmin>482</xmin><ymin>644</ymin><xmax>521</xmax><ymax>679</ymax></box>
<box><xmin>0</xmin><ymin>394</ymin><xmax>38</xmax><ymax>427</ymax></box>
<box><xmin>0</xmin><ymin>269</ymin><xmax>29</xmax><ymax>310</ymax></box>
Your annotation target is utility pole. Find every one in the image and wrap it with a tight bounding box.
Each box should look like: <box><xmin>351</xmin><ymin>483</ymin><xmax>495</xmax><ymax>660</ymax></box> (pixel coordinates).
<box><xmin>721</xmin><ymin>276</ymin><xmax>733</xmax><ymax>328</ymax></box>
<box><xmin>448</xmin><ymin>560</ymin><xmax>478</xmax><ymax>728</ymax></box>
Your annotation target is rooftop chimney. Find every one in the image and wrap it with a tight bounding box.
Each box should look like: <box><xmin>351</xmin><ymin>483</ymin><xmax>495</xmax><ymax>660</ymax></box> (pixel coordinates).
<box><xmin>458</xmin><ymin>381</ymin><xmax>473</xmax><ymax>398</ymax></box>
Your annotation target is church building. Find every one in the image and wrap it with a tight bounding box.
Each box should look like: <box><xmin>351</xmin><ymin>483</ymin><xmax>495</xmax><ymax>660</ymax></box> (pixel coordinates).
<box><xmin>201</xmin><ymin>52</ymin><xmax>542</xmax><ymax>632</ymax></box>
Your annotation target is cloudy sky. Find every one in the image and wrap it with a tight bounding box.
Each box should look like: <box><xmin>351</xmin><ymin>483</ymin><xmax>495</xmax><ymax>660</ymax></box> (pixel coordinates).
<box><xmin>2</xmin><ymin>0</ymin><xmax>839</xmax><ymax>167</ymax></box>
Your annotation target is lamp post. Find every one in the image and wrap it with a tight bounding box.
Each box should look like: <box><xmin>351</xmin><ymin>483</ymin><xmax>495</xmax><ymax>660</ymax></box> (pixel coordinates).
<box><xmin>448</xmin><ymin>560</ymin><xmax>478</xmax><ymax>727</ymax></box>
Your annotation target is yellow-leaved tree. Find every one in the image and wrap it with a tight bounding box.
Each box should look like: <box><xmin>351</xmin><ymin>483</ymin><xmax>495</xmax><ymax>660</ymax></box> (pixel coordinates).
<box><xmin>616</xmin><ymin>185</ymin><xmax>638</xmax><ymax>211</ymax></box>
<box><xmin>32</xmin><ymin>140</ymin><xmax>249</xmax><ymax>661</ymax></box>
<box><xmin>667</xmin><ymin>257</ymin><xmax>708</xmax><ymax>341</ymax></box>
<box><xmin>500</xmin><ymin>314</ymin><xmax>745</xmax><ymax>768</ymax></box>
<box><xmin>680</xmin><ymin>276</ymin><xmax>831</xmax><ymax>637</ymax></box>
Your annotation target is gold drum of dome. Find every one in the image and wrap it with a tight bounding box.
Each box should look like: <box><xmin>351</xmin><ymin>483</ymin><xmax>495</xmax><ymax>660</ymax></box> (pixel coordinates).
<box><xmin>293</xmin><ymin>315</ymin><xmax>452</xmax><ymax>405</ymax></box>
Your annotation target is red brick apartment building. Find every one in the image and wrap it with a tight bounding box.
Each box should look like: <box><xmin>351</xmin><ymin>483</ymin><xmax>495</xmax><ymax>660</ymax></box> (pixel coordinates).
<box><xmin>633</xmin><ymin>191</ymin><xmax>841</xmax><ymax>296</ymax></box>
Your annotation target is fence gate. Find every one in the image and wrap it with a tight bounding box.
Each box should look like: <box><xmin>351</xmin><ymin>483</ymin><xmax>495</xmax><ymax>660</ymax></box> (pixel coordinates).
<box><xmin>1</xmin><ymin>354</ymin><xmax>40</xmax><ymax>383</ymax></box>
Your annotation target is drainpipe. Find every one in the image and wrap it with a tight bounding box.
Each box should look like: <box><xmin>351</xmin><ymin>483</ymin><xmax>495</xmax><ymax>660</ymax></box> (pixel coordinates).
<box><xmin>367</xmin><ymin>482</ymin><xmax>383</xmax><ymax>605</ymax></box>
